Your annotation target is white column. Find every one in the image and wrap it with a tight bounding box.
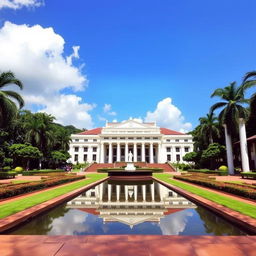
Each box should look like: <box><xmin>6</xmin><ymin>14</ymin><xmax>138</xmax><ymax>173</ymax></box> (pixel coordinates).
<box><xmin>87</xmin><ymin>146</ymin><xmax>92</xmax><ymax>163</ymax></box>
<box><xmin>116</xmin><ymin>185</ymin><xmax>120</xmax><ymax>201</ymax></box>
<box><xmin>108</xmin><ymin>143</ymin><xmax>113</xmax><ymax>163</ymax></box>
<box><xmin>117</xmin><ymin>143</ymin><xmax>121</xmax><ymax>162</ymax></box>
<box><xmin>223</xmin><ymin>124</ymin><xmax>234</xmax><ymax>175</ymax></box>
<box><xmin>142</xmin><ymin>143</ymin><xmax>145</xmax><ymax>162</ymax></box>
<box><xmin>99</xmin><ymin>183</ymin><xmax>103</xmax><ymax>202</ymax></box>
<box><xmin>150</xmin><ymin>143</ymin><xmax>154</xmax><ymax>163</ymax></box>
<box><xmin>100</xmin><ymin>143</ymin><xmax>104</xmax><ymax>163</ymax></box>
<box><xmin>157</xmin><ymin>143</ymin><xmax>161</xmax><ymax>163</ymax></box>
<box><xmin>125</xmin><ymin>143</ymin><xmax>129</xmax><ymax>162</ymax></box>
<box><xmin>78</xmin><ymin>146</ymin><xmax>83</xmax><ymax>163</ymax></box>
<box><xmin>134</xmin><ymin>185</ymin><xmax>138</xmax><ymax>201</ymax></box>
<box><xmin>239</xmin><ymin>118</ymin><xmax>250</xmax><ymax>172</ymax></box>
<box><xmin>108</xmin><ymin>184</ymin><xmax>112</xmax><ymax>201</ymax></box>
<box><xmin>142</xmin><ymin>185</ymin><xmax>146</xmax><ymax>201</ymax></box>
<box><xmin>133</xmin><ymin>143</ymin><xmax>137</xmax><ymax>162</ymax></box>
<box><xmin>125</xmin><ymin>185</ymin><xmax>128</xmax><ymax>201</ymax></box>
<box><xmin>151</xmin><ymin>183</ymin><xmax>155</xmax><ymax>201</ymax></box>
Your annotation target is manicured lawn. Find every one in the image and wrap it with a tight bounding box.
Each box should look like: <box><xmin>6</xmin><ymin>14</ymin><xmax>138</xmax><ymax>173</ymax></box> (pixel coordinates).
<box><xmin>154</xmin><ymin>173</ymin><xmax>256</xmax><ymax>219</ymax></box>
<box><xmin>0</xmin><ymin>173</ymin><xmax>107</xmax><ymax>219</ymax></box>
<box><xmin>11</xmin><ymin>180</ymin><xmax>33</xmax><ymax>184</ymax></box>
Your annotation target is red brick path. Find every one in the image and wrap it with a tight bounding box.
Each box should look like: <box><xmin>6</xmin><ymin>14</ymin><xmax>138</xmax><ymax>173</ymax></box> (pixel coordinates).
<box><xmin>0</xmin><ymin>235</ymin><xmax>256</xmax><ymax>256</ymax></box>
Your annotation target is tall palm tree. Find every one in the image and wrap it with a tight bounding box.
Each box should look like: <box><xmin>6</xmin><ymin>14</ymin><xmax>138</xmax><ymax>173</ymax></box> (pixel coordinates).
<box><xmin>210</xmin><ymin>82</ymin><xmax>250</xmax><ymax>174</ymax></box>
<box><xmin>198</xmin><ymin>112</ymin><xmax>220</xmax><ymax>144</ymax></box>
<box><xmin>0</xmin><ymin>71</ymin><xmax>24</xmax><ymax>128</ymax></box>
<box><xmin>242</xmin><ymin>71</ymin><xmax>256</xmax><ymax>136</ymax></box>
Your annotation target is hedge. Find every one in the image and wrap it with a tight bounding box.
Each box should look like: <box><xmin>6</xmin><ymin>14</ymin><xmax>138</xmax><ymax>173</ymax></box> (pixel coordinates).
<box><xmin>0</xmin><ymin>175</ymin><xmax>85</xmax><ymax>199</ymax></box>
<box><xmin>0</xmin><ymin>172</ymin><xmax>17</xmax><ymax>179</ymax></box>
<box><xmin>174</xmin><ymin>174</ymin><xmax>256</xmax><ymax>200</ymax></box>
<box><xmin>241</xmin><ymin>172</ymin><xmax>256</xmax><ymax>179</ymax></box>
<box><xmin>187</xmin><ymin>169</ymin><xmax>228</xmax><ymax>176</ymax></box>
<box><xmin>22</xmin><ymin>169</ymin><xmax>66</xmax><ymax>176</ymax></box>
<box><xmin>97</xmin><ymin>167</ymin><xmax>163</xmax><ymax>173</ymax></box>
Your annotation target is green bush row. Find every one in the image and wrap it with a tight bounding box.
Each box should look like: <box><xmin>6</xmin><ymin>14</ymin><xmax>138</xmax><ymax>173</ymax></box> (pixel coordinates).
<box><xmin>241</xmin><ymin>172</ymin><xmax>256</xmax><ymax>179</ymax></box>
<box><xmin>186</xmin><ymin>169</ymin><xmax>228</xmax><ymax>176</ymax></box>
<box><xmin>22</xmin><ymin>169</ymin><xmax>65</xmax><ymax>176</ymax></box>
<box><xmin>0</xmin><ymin>172</ymin><xmax>17</xmax><ymax>179</ymax></box>
<box><xmin>0</xmin><ymin>175</ymin><xmax>85</xmax><ymax>199</ymax></box>
<box><xmin>97</xmin><ymin>168</ymin><xmax>163</xmax><ymax>173</ymax></box>
<box><xmin>174</xmin><ymin>175</ymin><xmax>256</xmax><ymax>200</ymax></box>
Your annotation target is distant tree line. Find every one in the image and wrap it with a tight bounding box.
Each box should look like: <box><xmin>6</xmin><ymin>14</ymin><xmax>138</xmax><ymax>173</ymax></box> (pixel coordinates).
<box><xmin>0</xmin><ymin>71</ymin><xmax>84</xmax><ymax>170</ymax></box>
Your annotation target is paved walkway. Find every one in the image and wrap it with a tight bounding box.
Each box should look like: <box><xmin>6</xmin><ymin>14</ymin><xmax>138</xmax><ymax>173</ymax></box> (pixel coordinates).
<box><xmin>0</xmin><ymin>235</ymin><xmax>255</xmax><ymax>256</ymax></box>
<box><xmin>0</xmin><ymin>175</ymin><xmax>42</xmax><ymax>184</ymax></box>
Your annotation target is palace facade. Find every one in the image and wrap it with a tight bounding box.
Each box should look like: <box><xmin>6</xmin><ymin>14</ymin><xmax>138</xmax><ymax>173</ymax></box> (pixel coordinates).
<box><xmin>69</xmin><ymin>120</ymin><xmax>193</xmax><ymax>164</ymax></box>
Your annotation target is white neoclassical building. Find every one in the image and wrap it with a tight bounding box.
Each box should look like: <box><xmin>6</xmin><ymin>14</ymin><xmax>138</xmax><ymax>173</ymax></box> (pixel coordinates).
<box><xmin>69</xmin><ymin>120</ymin><xmax>193</xmax><ymax>164</ymax></box>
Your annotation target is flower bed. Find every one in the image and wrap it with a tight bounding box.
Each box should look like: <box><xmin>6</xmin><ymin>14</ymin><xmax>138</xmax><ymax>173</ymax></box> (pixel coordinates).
<box><xmin>174</xmin><ymin>174</ymin><xmax>256</xmax><ymax>200</ymax></box>
<box><xmin>0</xmin><ymin>175</ymin><xmax>85</xmax><ymax>199</ymax></box>
<box><xmin>22</xmin><ymin>169</ymin><xmax>66</xmax><ymax>176</ymax></box>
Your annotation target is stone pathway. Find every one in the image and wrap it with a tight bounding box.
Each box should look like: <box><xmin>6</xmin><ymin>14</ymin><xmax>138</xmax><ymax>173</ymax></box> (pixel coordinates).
<box><xmin>0</xmin><ymin>235</ymin><xmax>255</xmax><ymax>256</ymax></box>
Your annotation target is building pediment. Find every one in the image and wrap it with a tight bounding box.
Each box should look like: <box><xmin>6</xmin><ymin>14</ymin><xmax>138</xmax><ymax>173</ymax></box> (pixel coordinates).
<box><xmin>106</xmin><ymin>120</ymin><xmax>156</xmax><ymax>129</ymax></box>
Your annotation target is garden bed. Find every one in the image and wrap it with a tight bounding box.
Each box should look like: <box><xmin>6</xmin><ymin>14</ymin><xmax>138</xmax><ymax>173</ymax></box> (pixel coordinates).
<box><xmin>174</xmin><ymin>174</ymin><xmax>256</xmax><ymax>200</ymax></box>
<box><xmin>186</xmin><ymin>169</ymin><xmax>228</xmax><ymax>176</ymax></box>
<box><xmin>0</xmin><ymin>175</ymin><xmax>85</xmax><ymax>199</ymax></box>
<box><xmin>22</xmin><ymin>169</ymin><xmax>66</xmax><ymax>176</ymax></box>
<box><xmin>241</xmin><ymin>172</ymin><xmax>256</xmax><ymax>179</ymax></box>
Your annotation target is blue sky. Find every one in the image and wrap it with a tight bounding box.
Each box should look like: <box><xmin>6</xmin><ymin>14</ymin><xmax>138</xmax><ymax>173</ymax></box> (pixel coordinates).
<box><xmin>1</xmin><ymin>0</ymin><xmax>256</xmax><ymax>131</ymax></box>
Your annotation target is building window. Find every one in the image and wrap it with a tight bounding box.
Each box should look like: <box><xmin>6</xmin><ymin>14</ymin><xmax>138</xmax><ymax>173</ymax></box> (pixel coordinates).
<box><xmin>184</xmin><ymin>139</ymin><xmax>188</xmax><ymax>142</ymax></box>
<box><xmin>93</xmin><ymin>139</ymin><xmax>97</xmax><ymax>142</ymax></box>
<box><xmin>93</xmin><ymin>147</ymin><xmax>97</xmax><ymax>152</ymax></box>
<box><xmin>74</xmin><ymin>154</ymin><xmax>78</xmax><ymax>161</ymax></box>
<box><xmin>128</xmin><ymin>137</ymin><xmax>134</xmax><ymax>140</ymax></box>
<box><xmin>84</xmin><ymin>139</ymin><xmax>88</xmax><ymax>142</ymax></box>
<box><xmin>175</xmin><ymin>147</ymin><xmax>180</xmax><ymax>152</ymax></box>
<box><xmin>92</xmin><ymin>154</ymin><xmax>97</xmax><ymax>161</ymax></box>
<box><xmin>185</xmin><ymin>147</ymin><xmax>189</xmax><ymax>152</ymax></box>
<box><xmin>74</xmin><ymin>147</ymin><xmax>79</xmax><ymax>152</ymax></box>
<box><xmin>145</xmin><ymin>137</ymin><xmax>150</xmax><ymax>140</ymax></box>
<box><xmin>84</xmin><ymin>154</ymin><xmax>87</xmax><ymax>162</ymax></box>
<box><xmin>120</xmin><ymin>137</ymin><xmax>125</xmax><ymax>139</ymax></box>
<box><xmin>137</xmin><ymin>137</ymin><xmax>142</xmax><ymax>140</ymax></box>
<box><xmin>167</xmin><ymin>155</ymin><xmax>171</xmax><ymax>161</ymax></box>
<box><xmin>175</xmin><ymin>139</ymin><xmax>179</xmax><ymax>142</ymax></box>
<box><xmin>75</xmin><ymin>139</ymin><xmax>79</xmax><ymax>142</ymax></box>
<box><xmin>153</xmin><ymin>137</ymin><xmax>158</xmax><ymax>140</ymax></box>
<box><xmin>166</xmin><ymin>147</ymin><xmax>171</xmax><ymax>152</ymax></box>
<box><xmin>176</xmin><ymin>155</ymin><xmax>180</xmax><ymax>162</ymax></box>
<box><xmin>104</xmin><ymin>137</ymin><xmax>109</xmax><ymax>139</ymax></box>
<box><xmin>84</xmin><ymin>147</ymin><xmax>88</xmax><ymax>152</ymax></box>
<box><xmin>166</xmin><ymin>139</ymin><xmax>171</xmax><ymax>142</ymax></box>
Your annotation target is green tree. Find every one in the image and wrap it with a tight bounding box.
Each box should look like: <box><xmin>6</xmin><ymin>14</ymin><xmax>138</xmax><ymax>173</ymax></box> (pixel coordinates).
<box><xmin>198</xmin><ymin>112</ymin><xmax>220</xmax><ymax>144</ymax></box>
<box><xmin>0</xmin><ymin>71</ymin><xmax>24</xmax><ymax>128</ymax></box>
<box><xmin>210</xmin><ymin>82</ymin><xmax>249</xmax><ymax>174</ymax></box>
<box><xmin>9</xmin><ymin>143</ymin><xmax>42</xmax><ymax>169</ymax></box>
<box><xmin>183</xmin><ymin>152</ymin><xmax>200</xmax><ymax>162</ymax></box>
<box><xmin>201</xmin><ymin>143</ymin><xmax>226</xmax><ymax>169</ymax></box>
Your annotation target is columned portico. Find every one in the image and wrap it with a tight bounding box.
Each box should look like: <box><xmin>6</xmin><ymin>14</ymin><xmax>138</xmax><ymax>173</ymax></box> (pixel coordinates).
<box><xmin>69</xmin><ymin>120</ymin><xmax>194</xmax><ymax>164</ymax></box>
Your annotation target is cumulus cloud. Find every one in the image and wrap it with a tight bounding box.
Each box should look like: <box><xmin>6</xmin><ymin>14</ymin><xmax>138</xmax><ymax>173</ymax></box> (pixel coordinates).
<box><xmin>0</xmin><ymin>0</ymin><xmax>43</xmax><ymax>9</ymax></box>
<box><xmin>103</xmin><ymin>103</ymin><xmax>116</xmax><ymax>116</ymax></box>
<box><xmin>0</xmin><ymin>21</ymin><xmax>94</xmax><ymax>128</ymax></box>
<box><xmin>145</xmin><ymin>98</ymin><xmax>192</xmax><ymax>133</ymax></box>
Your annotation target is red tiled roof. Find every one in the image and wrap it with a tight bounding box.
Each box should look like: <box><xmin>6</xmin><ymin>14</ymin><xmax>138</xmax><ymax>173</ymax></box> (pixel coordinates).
<box><xmin>160</xmin><ymin>128</ymin><xmax>185</xmax><ymax>135</ymax></box>
<box><xmin>78</xmin><ymin>128</ymin><xmax>102</xmax><ymax>135</ymax></box>
<box><xmin>77</xmin><ymin>127</ymin><xmax>184</xmax><ymax>135</ymax></box>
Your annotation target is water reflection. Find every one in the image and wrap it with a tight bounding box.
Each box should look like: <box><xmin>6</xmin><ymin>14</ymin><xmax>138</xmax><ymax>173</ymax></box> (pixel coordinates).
<box><xmin>6</xmin><ymin>180</ymin><xmax>248</xmax><ymax>235</ymax></box>
<box><xmin>66</xmin><ymin>180</ymin><xmax>196</xmax><ymax>228</ymax></box>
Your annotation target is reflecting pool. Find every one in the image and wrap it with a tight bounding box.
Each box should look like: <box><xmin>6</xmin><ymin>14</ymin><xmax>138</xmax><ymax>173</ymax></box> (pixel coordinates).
<box><xmin>6</xmin><ymin>180</ymin><xmax>248</xmax><ymax>235</ymax></box>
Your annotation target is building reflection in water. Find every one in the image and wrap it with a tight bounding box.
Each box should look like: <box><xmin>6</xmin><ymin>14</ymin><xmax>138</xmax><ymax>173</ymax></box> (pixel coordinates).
<box><xmin>66</xmin><ymin>180</ymin><xmax>196</xmax><ymax>228</ymax></box>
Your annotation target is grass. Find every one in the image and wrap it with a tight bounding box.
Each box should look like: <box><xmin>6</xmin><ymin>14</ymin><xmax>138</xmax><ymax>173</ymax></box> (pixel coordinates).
<box><xmin>11</xmin><ymin>180</ymin><xmax>34</xmax><ymax>184</ymax></box>
<box><xmin>0</xmin><ymin>173</ymin><xmax>107</xmax><ymax>219</ymax></box>
<box><xmin>154</xmin><ymin>173</ymin><xmax>256</xmax><ymax>219</ymax></box>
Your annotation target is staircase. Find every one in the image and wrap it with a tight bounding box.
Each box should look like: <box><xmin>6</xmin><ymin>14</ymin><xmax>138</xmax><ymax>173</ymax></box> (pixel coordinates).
<box><xmin>85</xmin><ymin>162</ymin><xmax>176</xmax><ymax>173</ymax></box>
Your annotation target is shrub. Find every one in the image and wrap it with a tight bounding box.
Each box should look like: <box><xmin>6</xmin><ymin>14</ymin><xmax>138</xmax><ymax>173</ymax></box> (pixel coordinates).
<box><xmin>2</xmin><ymin>166</ymin><xmax>11</xmax><ymax>172</ymax></box>
<box><xmin>0</xmin><ymin>171</ymin><xmax>17</xmax><ymax>179</ymax></box>
<box><xmin>218</xmin><ymin>165</ymin><xmax>228</xmax><ymax>172</ymax></box>
<box><xmin>22</xmin><ymin>169</ymin><xmax>65</xmax><ymax>176</ymax></box>
<box><xmin>14</xmin><ymin>166</ymin><xmax>24</xmax><ymax>172</ymax></box>
<box><xmin>174</xmin><ymin>174</ymin><xmax>256</xmax><ymax>200</ymax></box>
<box><xmin>0</xmin><ymin>175</ymin><xmax>84</xmax><ymax>199</ymax></box>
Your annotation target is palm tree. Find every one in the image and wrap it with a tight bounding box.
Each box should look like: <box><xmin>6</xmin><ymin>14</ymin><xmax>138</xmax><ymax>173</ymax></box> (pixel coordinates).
<box><xmin>0</xmin><ymin>71</ymin><xmax>24</xmax><ymax>128</ymax></box>
<box><xmin>198</xmin><ymin>112</ymin><xmax>220</xmax><ymax>144</ymax></box>
<box><xmin>210</xmin><ymin>82</ymin><xmax>250</xmax><ymax>174</ymax></box>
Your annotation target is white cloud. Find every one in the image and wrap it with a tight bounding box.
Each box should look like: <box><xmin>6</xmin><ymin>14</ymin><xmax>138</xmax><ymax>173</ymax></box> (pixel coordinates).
<box><xmin>0</xmin><ymin>21</ymin><xmax>94</xmax><ymax>128</ymax></box>
<box><xmin>103</xmin><ymin>103</ymin><xmax>116</xmax><ymax>116</ymax></box>
<box><xmin>39</xmin><ymin>94</ymin><xmax>95</xmax><ymax>129</ymax></box>
<box><xmin>145</xmin><ymin>97</ymin><xmax>192</xmax><ymax>132</ymax></box>
<box><xmin>0</xmin><ymin>0</ymin><xmax>43</xmax><ymax>9</ymax></box>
